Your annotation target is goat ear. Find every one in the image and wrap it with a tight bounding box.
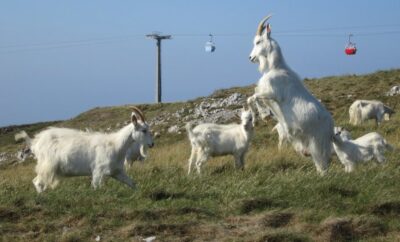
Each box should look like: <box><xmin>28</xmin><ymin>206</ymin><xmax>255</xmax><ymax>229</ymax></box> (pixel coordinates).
<box><xmin>131</xmin><ymin>112</ymin><xmax>138</xmax><ymax>125</ymax></box>
<box><xmin>266</xmin><ymin>23</ymin><xmax>271</xmax><ymax>38</ymax></box>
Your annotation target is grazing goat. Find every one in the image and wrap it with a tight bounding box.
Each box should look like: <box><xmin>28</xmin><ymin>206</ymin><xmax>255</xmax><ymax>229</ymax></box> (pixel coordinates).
<box><xmin>333</xmin><ymin>128</ymin><xmax>393</xmax><ymax>172</ymax></box>
<box><xmin>386</xmin><ymin>85</ymin><xmax>400</xmax><ymax>96</ymax></box>
<box><xmin>349</xmin><ymin>100</ymin><xmax>395</xmax><ymax>125</ymax></box>
<box><xmin>124</xmin><ymin>143</ymin><xmax>147</xmax><ymax>168</ymax></box>
<box><xmin>246</xmin><ymin>15</ymin><xmax>334</xmax><ymax>175</ymax></box>
<box><xmin>186</xmin><ymin>109</ymin><xmax>254</xmax><ymax>174</ymax></box>
<box><xmin>19</xmin><ymin>107</ymin><xmax>153</xmax><ymax>193</ymax></box>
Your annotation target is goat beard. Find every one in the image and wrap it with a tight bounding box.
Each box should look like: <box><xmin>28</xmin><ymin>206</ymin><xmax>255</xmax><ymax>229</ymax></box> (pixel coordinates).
<box><xmin>258</xmin><ymin>56</ymin><xmax>268</xmax><ymax>73</ymax></box>
<box><xmin>140</xmin><ymin>145</ymin><xmax>148</xmax><ymax>159</ymax></box>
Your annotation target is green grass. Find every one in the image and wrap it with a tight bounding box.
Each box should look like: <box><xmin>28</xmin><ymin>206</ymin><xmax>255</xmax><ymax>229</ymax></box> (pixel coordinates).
<box><xmin>1</xmin><ymin>69</ymin><xmax>400</xmax><ymax>241</ymax></box>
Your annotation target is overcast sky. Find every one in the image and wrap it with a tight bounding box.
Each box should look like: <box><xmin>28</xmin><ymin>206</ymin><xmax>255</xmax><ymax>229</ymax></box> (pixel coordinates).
<box><xmin>1</xmin><ymin>0</ymin><xmax>399</xmax><ymax>126</ymax></box>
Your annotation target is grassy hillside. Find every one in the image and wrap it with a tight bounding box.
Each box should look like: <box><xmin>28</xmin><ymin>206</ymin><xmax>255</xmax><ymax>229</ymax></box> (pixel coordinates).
<box><xmin>1</xmin><ymin>69</ymin><xmax>400</xmax><ymax>241</ymax></box>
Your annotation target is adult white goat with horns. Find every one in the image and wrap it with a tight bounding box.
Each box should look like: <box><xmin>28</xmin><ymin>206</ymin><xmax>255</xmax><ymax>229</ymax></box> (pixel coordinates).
<box><xmin>19</xmin><ymin>107</ymin><xmax>154</xmax><ymax>193</ymax></box>
<box><xmin>247</xmin><ymin>15</ymin><xmax>334</xmax><ymax>175</ymax></box>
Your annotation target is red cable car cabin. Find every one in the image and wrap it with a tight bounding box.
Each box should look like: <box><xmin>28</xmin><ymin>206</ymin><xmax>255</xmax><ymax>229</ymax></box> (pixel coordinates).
<box><xmin>345</xmin><ymin>34</ymin><xmax>357</xmax><ymax>55</ymax></box>
<box><xmin>345</xmin><ymin>44</ymin><xmax>357</xmax><ymax>55</ymax></box>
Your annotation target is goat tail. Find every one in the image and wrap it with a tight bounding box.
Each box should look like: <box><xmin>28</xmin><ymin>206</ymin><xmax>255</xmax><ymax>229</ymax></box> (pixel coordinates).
<box><xmin>349</xmin><ymin>103</ymin><xmax>362</xmax><ymax>125</ymax></box>
<box><xmin>15</xmin><ymin>130</ymin><xmax>32</xmax><ymax>146</ymax></box>
<box><xmin>34</xmin><ymin>158</ymin><xmax>59</xmax><ymax>190</ymax></box>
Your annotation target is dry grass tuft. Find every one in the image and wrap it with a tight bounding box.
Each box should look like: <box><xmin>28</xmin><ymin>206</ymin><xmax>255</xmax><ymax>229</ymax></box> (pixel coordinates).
<box><xmin>239</xmin><ymin>197</ymin><xmax>285</xmax><ymax>214</ymax></box>
<box><xmin>261</xmin><ymin>211</ymin><xmax>294</xmax><ymax>228</ymax></box>
<box><xmin>372</xmin><ymin>201</ymin><xmax>400</xmax><ymax>216</ymax></box>
<box><xmin>318</xmin><ymin>216</ymin><xmax>387</xmax><ymax>242</ymax></box>
<box><xmin>147</xmin><ymin>189</ymin><xmax>186</xmax><ymax>201</ymax></box>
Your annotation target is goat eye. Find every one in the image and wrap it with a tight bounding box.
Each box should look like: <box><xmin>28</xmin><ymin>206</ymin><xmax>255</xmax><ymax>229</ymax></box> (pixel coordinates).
<box><xmin>256</xmin><ymin>40</ymin><xmax>262</xmax><ymax>45</ymax></box>
<box><xmin>142</xmin><ymin>130</ymin><xmax>147</xmax><ymax>134</ymax></box>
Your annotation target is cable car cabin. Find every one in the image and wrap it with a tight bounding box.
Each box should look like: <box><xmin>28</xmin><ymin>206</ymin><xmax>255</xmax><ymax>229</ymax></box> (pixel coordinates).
<box><xmin>345</xmin><ymin>44</ymin><xmax>357</xmax><ymax>55</ymax></box>
<box><xmin>205</xmin><ymin>34</ymin><xmax>216</xmax><ymax>53</ymax></box>
<box><xmin>205</xmin><ymin>41</ymin><xmax>216</xmax><ymax>53</ymax></box>
<box><xmin>345</xmin><ymin>34</ymin><xmax>357</xmax><ymax>55</ymax></box>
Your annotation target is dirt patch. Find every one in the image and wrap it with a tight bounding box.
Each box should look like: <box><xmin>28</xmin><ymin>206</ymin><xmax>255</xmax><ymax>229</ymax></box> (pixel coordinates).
<box><xmin>261</xmin><ymin>212</ymin><xmax>294</xmax><ymax>228</ymax></box>
<box><xmin>318</xmin><ymin>216</ymin><xmax>387</xmax><ymax>242</ymax></box>
<box><xmin>352</xmin><ymin>216</ymin><xmax>387</xmax><ymax>238</ymax></box>
<box><xmin>125</xmin><ymin>222</ymin><xmax>196</xmax><ymax>237</ymax></box>
<box><xmin>0</xmin><ymin>207</ymin><xmax>20</xmax><ymax>222</ymax></box>
<box><xmin>148</xmin><ymin>190</ymin><xmax>185</xmax><ymax>201</ymax></box>
<box><xmin>318</xmin><ymin>218</ymin><xmax>354</xmax><ymax>242</ymax></box>
<box><xmin>122</xmin><ymin>207</ymin><xmax>215</xmax><ymax>222</ymax></box>
<box><xmin>372</xmin><ymin>201</ymin><xmax>400</xmax><ymax>216</ymax></box>
<box><xmin>239</xmin><ymin>197</ymin><xmax>284</xmax><ymax>214</ymax></box>
<box><xmin>173</xmin><ymin>207</ymin><xmax>215</xmax><ymax>217</ymax></box>
<box><xmin>257</xmin><ymin>231</ymin><xmax>310</xmax><ymax>242</ymax></box>
<box><xmin>327</xmin><ymin>185</ymin><xmax>358</xmax><ymax>198</ymax></box>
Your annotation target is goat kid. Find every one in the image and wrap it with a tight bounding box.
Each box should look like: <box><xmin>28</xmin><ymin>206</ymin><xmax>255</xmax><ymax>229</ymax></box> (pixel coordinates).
<box><xmin>333</xmin><ymin>128</ymin><xmax>393</xmax><ymax>172</ymax></box>
<box><xmin>20</xmin><ymin>107</ymin><xmax>153</xmax><ymax>193</ymax></box>
<box><xmin>186</xmin><ymin>109</ymin><xmax>254</xmax><ymax>174</ymax></box>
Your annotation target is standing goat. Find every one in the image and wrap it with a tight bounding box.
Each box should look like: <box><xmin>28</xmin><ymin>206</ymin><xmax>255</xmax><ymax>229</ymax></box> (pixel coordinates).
<box><xmin>247</xmin><ymin>15</ymin><xmax>334</xmax><ymax>175</ymax></box>
<box><xmin>19</xmin><ymin>107</ymin><xmax>153</xmax><ymax>193</ymax></box>
<box><xmin>349</xmin><ymin>100</ymin><xmax>394</xmax><ymax>125</ymax></box>
<box><xmin>186</xmin><ymin>108</ymin><xmax>254</xmax><ymax>174</ymax></box>
<box><xmin>333</xmin><ymin>128</ymin><xmax>393</xmax><ymax>172</ymax></box>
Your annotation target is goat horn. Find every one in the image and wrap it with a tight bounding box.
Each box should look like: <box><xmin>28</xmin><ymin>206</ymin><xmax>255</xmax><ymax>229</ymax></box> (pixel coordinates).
<box><xmin>132</xmin><ymin>106</ymin><xmax>145</xmax><ymax>122</ymax></box>
<box><xmin>256</xmin><ymin>14</ymin><xmax>272</xmax><ymax>36</ymax></box>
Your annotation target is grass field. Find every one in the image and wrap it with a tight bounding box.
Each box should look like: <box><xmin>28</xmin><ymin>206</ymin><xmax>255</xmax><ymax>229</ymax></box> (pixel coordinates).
<box><xmin>1</xmin><ymin>69</ymin><xmax>400</xmax><ymax>241</ymax></box>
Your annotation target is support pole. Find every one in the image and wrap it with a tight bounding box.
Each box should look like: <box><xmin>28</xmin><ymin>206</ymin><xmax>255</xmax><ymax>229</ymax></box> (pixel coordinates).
<box><xmin>146</xmin><ymin>33</ymin><xmax>171</xmax><ymax>103</ymax></box>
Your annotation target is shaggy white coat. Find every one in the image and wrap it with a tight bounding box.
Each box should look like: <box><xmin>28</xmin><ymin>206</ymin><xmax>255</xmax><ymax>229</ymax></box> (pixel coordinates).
<box><xmin>186</xmin><ymin>109</ymin><xmax>253</xmax><ymax>174</ymax></box>
<box><xmin>333</xmin><ymin>130</ymin><xmax>393</xmax><ymax>172</ymax></box>
<box><xmin>247</xmin><ymin>15</ymin><xmax>334</xmax><ymax>174</ymax></box>
<box><xmin>349</xmin><ymin>100</ymin><xmax>394</xmax><ymax>125</ymax></box>
<box><xmin>22</xmin><ymin>110</ymin><xmax>153</xmax><ymax>193</ymax></box>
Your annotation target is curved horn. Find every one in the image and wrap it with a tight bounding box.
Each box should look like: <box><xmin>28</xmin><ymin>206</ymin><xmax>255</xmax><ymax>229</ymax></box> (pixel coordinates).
<box><xmin>132</xmin><ymin>106</ymin><xmax>145</xmax><ymax>122</ymax></box>
<box><xmin>256</xmin><ymin>14</ymin><xmax>272</xmax><ymax>36</ymax></box>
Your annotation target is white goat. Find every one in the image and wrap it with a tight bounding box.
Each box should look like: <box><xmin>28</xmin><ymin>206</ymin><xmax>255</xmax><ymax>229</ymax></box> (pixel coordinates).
<box><xmin>186</xmin><ymin>109</ymin><xmax>254</xmax><ymax>174</ymax></box>
<box><xmin>386</xmin><ymin>85</ymin><xmax>400</xmax><ymax>96</ymax></box>
<box><xmin>19</xmin><ymin>107</ymin><xmax>153</xmax><ymax>193</ymax></box>
<box><xmin>247</xmin><ymin>15</ymin><xmax>334</xmax><ymax>175</ymax></box>
<box><xmin>349</xmin><ymin>100</ymin><xmax>394</xmax><ymax>125</ymax></box>
<box><xmin>333</xmin><ymin>128</ymin><xmax>393</xmax><ymax>172</ymax></box>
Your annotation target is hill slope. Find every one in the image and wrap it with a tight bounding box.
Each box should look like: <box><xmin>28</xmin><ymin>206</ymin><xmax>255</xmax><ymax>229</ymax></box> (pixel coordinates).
<box><xmin>1</xmin><ymin>69</ymin><xmax>400</xmax><ymax>241</ymax></box>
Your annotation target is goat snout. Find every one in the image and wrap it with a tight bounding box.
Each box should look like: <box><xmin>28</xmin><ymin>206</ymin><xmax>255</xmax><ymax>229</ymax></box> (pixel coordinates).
<box><xmin>249</xmin><ymin>56</ymin><xmax>257</xmax><ymax>63</ymax></box>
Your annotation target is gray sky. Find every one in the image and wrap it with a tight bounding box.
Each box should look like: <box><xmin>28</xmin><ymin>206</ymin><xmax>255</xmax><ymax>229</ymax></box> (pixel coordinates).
<box><xmin>1</xmin><ymin>0</ymin><xmax>400</xmax><ymax>126</ymax></box>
